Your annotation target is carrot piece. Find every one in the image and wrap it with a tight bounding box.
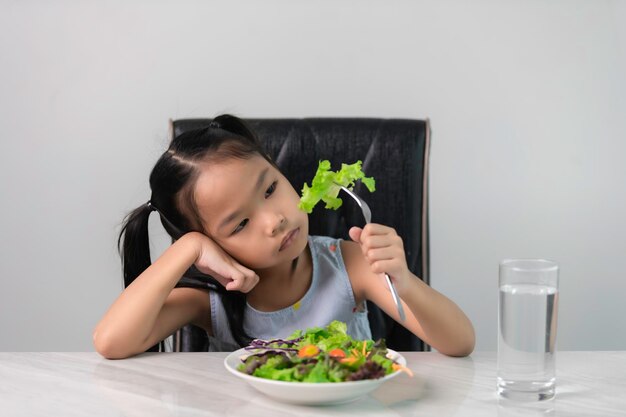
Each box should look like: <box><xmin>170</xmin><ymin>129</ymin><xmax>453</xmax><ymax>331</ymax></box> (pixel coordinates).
<box><xmin>340</xmin><ymin>357</ymin><xmax>358</xmax><ymax>365</ymax></box>
<box><xmin>329</xmin><ymin>348</ymin><xmax>346</xmax><ymax>358</ymax></box>
<box><xmin>392</xmin><ymin>363</ymin><xmax>414</xmax><ymax>377</ymax></box>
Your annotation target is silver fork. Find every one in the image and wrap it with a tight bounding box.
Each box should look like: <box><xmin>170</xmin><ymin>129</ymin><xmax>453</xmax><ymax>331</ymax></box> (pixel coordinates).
<box><xmin>337</xmin><ymin>185</ymin><xmax>407</xmax><ymax>322</ymax></box>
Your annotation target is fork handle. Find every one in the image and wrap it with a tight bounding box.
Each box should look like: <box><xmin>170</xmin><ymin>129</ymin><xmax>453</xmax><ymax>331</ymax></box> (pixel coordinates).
<box><xmin>384</xmin><ymin>273</ymin><xmax>406</xmax><ymax>321</ymax></box>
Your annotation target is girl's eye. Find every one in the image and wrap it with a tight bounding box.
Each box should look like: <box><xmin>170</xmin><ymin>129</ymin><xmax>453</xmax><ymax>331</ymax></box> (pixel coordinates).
<box><xmin>232</xmin><ymin>219</ymin><xmax>249</xmax><ymax>235</ymax></box>
<box><xmin>265</xmin><ymin>181</ymin><xmax>277</xmax><ymax>198</ymax></box>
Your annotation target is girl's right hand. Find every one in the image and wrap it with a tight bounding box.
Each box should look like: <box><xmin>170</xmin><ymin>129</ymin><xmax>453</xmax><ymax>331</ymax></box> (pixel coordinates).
<box><xmin>188</xmin><ymin>232</ymin><xmax>260</xmax><ymax>293</ymax></box>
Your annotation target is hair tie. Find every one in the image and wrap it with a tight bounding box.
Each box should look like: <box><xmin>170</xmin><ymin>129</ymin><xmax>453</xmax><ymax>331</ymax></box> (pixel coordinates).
<box><xmin>146</xmin><ymin>201</ymin><xmax>157</xmax><ymax>212</ymax></box>
<box><xmin>209</xmin><ymin>120</ymin><xmax>220</xmax><ymax>129</ymax></box>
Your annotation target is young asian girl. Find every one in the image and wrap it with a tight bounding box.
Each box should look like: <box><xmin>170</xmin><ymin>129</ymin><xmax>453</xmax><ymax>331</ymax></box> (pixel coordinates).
<box><xmin>93</xmin><ymin>115</ymin><xmax>475</xmax><ymax>359</ymax></box>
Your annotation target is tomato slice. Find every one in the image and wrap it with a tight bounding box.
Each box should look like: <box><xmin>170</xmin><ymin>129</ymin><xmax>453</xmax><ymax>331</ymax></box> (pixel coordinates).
<box><xmin>329</xmin><ymin>348</ymin><xmax>346</xmax><ymax>358</ymax></box>
<box><xmin>297</xmin><ymin>345</ymin><xmax>320</xmax><ymax>358</ymax></box>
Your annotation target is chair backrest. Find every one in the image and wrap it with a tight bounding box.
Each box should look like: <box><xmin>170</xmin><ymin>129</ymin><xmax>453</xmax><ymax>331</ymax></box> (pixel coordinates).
<box><xmin>169</xmin><ymin>117</ymin><xmax>431</xmax><ymax>351</ymax></box>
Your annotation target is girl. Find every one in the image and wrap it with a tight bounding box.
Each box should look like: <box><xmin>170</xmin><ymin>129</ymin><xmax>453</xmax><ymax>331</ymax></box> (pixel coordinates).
<box><xmin>93</xmin><ymin>115</ymin><xmax>475</xmax><ymax>359</ymax></box>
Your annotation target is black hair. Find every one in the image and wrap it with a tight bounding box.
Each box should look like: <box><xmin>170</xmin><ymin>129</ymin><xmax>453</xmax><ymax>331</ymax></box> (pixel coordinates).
<box><xmin>118</xmin><ymin>114</ymin><xmax>275</xmax><ymax>349</ymax></box>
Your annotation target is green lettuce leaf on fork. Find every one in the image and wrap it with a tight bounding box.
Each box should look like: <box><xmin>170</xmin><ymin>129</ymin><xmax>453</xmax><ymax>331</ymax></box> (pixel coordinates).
<box><xmin>298</xmin><ymin>160</ymin><xmax>376</xmax><ymax>214</ymax></box>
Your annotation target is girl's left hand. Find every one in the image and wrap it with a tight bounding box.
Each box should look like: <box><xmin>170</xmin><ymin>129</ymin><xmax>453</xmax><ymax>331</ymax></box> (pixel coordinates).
<box><xmin>348</xmin><ymin>224</ymin><xmax>411</xmax><ymax>293</ymax></box>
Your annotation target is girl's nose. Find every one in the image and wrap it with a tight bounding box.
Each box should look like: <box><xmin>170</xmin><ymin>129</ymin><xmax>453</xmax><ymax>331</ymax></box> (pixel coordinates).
<box><xmin>268</xmin><ymin>213</ymin><xmax>286</xmax><ymax>236</ymax></box>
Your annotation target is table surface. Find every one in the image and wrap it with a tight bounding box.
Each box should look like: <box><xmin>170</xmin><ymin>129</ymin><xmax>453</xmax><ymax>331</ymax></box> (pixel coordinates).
<box><xmin>1</xmin><ymin>351</ymin><xmax>624</xmax><ymax>417</ymax></box>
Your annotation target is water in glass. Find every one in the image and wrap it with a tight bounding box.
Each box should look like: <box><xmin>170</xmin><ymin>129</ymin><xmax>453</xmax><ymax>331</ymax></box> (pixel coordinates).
<box><xmin>498</xmin><ymin>283</ymin><xmax>558</xmax><ymax>401</ymax></box>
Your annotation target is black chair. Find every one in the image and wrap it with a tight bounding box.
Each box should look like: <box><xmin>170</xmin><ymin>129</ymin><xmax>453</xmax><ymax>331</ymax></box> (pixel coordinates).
<box><xmin>169</xmin><ymin>117</ymin><xmax>431</xmax><ymax>352</ymax></box>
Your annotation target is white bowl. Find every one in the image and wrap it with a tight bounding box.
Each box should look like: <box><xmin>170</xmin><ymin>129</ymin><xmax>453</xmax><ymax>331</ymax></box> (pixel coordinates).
<box><xmin>224</xmin><ymin>348</ymin><xmax>406</xmax><ymax>405</ymax></box>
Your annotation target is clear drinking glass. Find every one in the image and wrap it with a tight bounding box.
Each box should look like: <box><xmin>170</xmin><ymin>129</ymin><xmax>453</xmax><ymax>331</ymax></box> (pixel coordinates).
<box><xmin>497</xmin><ymin>259</ymin><xmax>559</xmax><ymax>401</ymax></box>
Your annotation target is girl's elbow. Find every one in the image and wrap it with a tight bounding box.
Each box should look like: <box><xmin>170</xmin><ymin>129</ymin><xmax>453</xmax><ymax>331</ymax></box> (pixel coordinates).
<box><xmin>453</xmin><ymin>328</ymin><xmax>476</xmax><ymax>357</ymax></box>
<box><xmin>93</xmin><ymin>330</ymin><xmax>135</xmax><ymax>360</ymax></box>
<box><xmin>453</xmin><ymin>338</ymin><xmax>475</xmax><ymax>357</ymax></box>
<box><xmin>450</xmin><ymin>317</ymin><xmax>476</xmax><ymax>357</ymax></box>
<box><xmin>439</xmin><ymin>341</ymin><xmax>474</xmax><ymax>357</ymax></box>
<box><xmin>440</xmin><ymin>328</ymin><xmax>476</xmax><ymax>357</ymax></box>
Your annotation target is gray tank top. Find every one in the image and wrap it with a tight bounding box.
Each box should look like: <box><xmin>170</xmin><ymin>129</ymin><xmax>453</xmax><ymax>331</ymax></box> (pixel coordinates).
<box><xmin>207</xmin><ymin>235</ymin><xmax>372</xmax><ymax>351</ymax></box>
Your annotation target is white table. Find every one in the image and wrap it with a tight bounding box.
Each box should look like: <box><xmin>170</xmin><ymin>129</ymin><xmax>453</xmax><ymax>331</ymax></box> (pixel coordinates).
<box><xmin>1</xmin><ymin>351</ymin><xmax>624</xmax><ymax>416</ymax></box>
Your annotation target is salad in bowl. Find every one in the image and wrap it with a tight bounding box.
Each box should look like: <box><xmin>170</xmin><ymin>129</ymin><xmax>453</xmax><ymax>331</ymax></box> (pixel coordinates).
<box><xmin>224</xmin><ymin>321</ymin><xmax>412</xmax><ymax>404</ymax></box>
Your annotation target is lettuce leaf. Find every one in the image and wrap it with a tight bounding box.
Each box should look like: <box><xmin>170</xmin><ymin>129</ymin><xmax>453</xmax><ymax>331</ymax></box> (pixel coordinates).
<box><xmin>237</xmin><ymin>320</ymin><xmax>398</xmax><ymax>383</ymax></box>
<box><xmin>298</xmin><ymin>160</ymin><xmax>376</xmax><ymax>214</ymax></box>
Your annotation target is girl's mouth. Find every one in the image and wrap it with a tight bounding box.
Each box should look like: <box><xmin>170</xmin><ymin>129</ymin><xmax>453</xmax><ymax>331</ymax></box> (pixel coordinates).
<box><xmin>279</xmin><ymin>228</ymin><xmax>300</xmax><ymax>251</ymax></box>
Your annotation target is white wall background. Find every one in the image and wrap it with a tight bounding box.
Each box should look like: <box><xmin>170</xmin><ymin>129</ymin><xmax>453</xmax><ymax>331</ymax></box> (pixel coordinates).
<box><xmin>1</xmin><ymin>0</ymin><xmax>625</xmax><ymax>351</ymax></box>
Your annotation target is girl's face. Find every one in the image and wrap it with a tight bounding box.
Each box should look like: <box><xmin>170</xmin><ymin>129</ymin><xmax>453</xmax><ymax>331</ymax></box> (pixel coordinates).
<box><xmin>193</xmin><ymin>155</ymin><xmax>309</xmax><ymax>270</ymax></box>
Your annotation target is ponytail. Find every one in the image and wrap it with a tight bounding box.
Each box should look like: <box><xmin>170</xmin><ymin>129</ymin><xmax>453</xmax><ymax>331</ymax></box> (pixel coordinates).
<box><xmin>118</xmin><ymin>202</ymin><xmax>154</xmax><ymax>288</ymax></box>
<box><xmin>117</xmin><ymin>201</ymin><xmax>252</xmax><ymax>348</ymax></box>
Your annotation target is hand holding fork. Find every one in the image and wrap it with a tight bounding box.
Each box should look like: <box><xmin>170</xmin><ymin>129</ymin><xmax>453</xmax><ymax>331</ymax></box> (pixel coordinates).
<box><xmin>338</xmin><ymin>185</ymin><xmax>407</xmax><ymax>322</ymax></box>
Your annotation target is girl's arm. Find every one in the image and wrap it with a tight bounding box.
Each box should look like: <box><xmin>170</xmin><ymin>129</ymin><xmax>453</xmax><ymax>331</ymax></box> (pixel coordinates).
<box><xmin>93</xmin><ymin>232</ymin><xmax>259</xmax><ymax>359</ymax></box>
<box><xmin>343</xmin><ymin>224</ymin><xmax>475</xmax><ymax>357</ymax></box>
